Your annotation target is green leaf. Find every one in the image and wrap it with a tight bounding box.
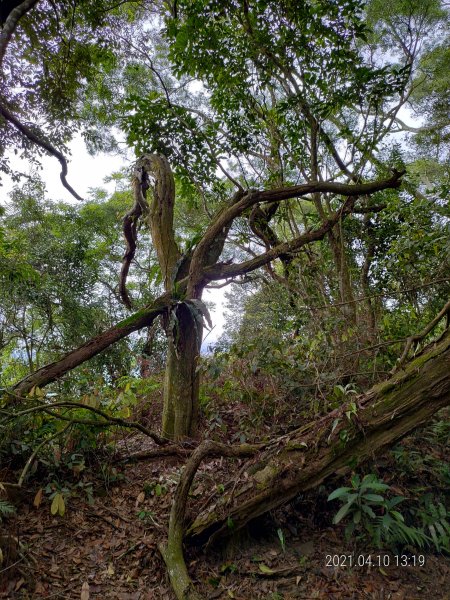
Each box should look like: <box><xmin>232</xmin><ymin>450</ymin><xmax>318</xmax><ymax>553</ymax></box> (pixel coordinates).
<box><xmin>333</xmin><ymin>501</ymin><xmax>354</xmax><ymax>524</ymax></box>
<box><xmin>362</xmin><ymin>494</ymin><xmax>385</xmax><ymax>503</ymax></box>
<box><xmin>328</xmin><ymin>487</ymin><xmax>352</xmax><ymax>501</ymax></box>
<box><xmin>362</xmin><ymin>504</ymin><xmax>376</xmax><ymax>518</ymax></box>
<box><xmin>258</xmin><ymin>564</ymin><xmax>275</xmax><ymax>575</ymax></box>
<box><xmin>360</xmin><ymin>482</ymin><xmax>389</xmax><ymax>492</ymax></box>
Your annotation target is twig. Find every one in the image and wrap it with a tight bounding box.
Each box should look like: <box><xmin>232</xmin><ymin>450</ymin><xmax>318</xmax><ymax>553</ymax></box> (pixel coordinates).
<box><xmin>296</xmin><ymin>277</ymin><xmax>450</xmax><ymax>312</ymax></box>
<box><xmin>86</xmin><ymin>510</ymin><xmax>121</xmax><ymax>531</ymax></box>
<box><xmin>393</xmin><ymin>297</ymin><xmax>450</xmax><ymax>373</ymax></box>
<box><xmin>117</xmin><ymin>541</ymin><xmax>143</xmax><ymax>561</ymax></box>
<box><xmin>17</xmin><ymin>423</ymin><xmax>71</xmax><ymax>486</ymax></box>
<box><xmin>2</xmin><ymin>392</ymin><xmax>168</xmax><ymax>446</ymax></box>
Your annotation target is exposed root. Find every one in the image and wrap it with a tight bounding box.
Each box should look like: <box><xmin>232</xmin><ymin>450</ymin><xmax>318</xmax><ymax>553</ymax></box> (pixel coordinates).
<box><xmin>159</xmin><ymin>441</ymin><xmax>261</xmax><ymax>600</ymax></box>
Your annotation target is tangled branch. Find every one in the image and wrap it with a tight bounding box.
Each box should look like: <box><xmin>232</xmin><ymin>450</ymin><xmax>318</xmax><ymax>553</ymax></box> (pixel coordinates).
<box><xmin>119</xmin><ymin>163</ymin><xmax>150</xmax><ymax>308</ymax></box>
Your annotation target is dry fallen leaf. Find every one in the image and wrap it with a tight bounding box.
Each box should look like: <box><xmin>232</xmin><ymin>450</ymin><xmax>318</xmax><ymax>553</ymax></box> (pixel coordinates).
<box><xmin>80</xmin><ymin>581</ymin><xmax>90</xmax><ymax>600</ymax></box>
<box><xmin>33</xmin><ymin>488</ymin><xmax>43</xmax><ymax>508</ymax></box>
<box><xmin>135</xmin><ymin>492</ymin><xmax>145</xmax><ymax>506</ymax></box>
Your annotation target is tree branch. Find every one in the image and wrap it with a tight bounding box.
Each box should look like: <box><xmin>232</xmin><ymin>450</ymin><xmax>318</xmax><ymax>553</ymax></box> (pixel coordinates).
<box><xmin>0</xmin><ymin>0</ymin><xmax>38</xmax><ymax>68</ymax></box>
<box><xmin>0</xmin><ymin>102</ymin><xmax>84</xmax><ymax>202</ymax></box>
<box><xmin>188</xmin><ymin>170</ymin><xmax>405</xmax><ymax>295</ymax></box>
<box><xmin>205</xmin><ymin>196</ymin><xmax>357</xmax><ymax>280</ymax></box>
<box><xmin>119</xmin><ymin>162</ymin><xmax>149</xmax><ymax>308</ymax></box>
<box><xmin>11</xmin><ymin>293</ymin><xmax>173</xmax><ymax>396</ymax></box>
<box><xmin>0</xmin><ymin>0</ymin><xmax>83</xmax><ymax>201</ymax></box>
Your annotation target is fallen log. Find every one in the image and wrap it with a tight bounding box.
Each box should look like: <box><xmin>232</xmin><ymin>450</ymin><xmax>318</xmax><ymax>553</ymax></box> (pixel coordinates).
<box><xmin>186</xmin><ymin>329</ymin><xmax>450</xmax><ymax>546</ymax></box>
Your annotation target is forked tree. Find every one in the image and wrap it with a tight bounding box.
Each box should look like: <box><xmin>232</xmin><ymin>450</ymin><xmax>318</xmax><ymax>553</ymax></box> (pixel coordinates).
<box><xmin>2</xmin><ymin>0</ymin><xmax>448</xmax><ymax>441</ymax></box>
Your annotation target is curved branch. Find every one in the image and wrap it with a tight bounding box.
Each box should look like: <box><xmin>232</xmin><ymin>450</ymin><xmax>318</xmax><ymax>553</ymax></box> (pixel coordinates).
<box><xmin>0</xmin><ymin>102</ymin><xmax>83</xmax><ymax>201</ymax></box>
<box><xmin>2</xmin><ymin>396</ymin><xmax>168</xmax><ymax>445</ymax></box>
<box><xmin>205</xmin><ymin>196</ymin><xmax>357</xmax><ymax>280</ymax></box>
<box><xmin>187</xmin><ymin>170</ymin><xmax>405</xmax><ymax>296</ymax></box>
<box><xmin>159</xmin><ymin>440</ymin><xmax>262</xmax><ymax>600</ymax></box>
<box><xmin>1</xmin><ymin>1</ymin><xmax>82</xmax><ymax>200</ymax></box>
<box><xmin>0</xmin><ymin>0</ymin><xmax>38</xmax><ymax>68</ymax></box>
<box><xmin>119</xmin><ymin>163</ymin><xmax>149</xmax><ymax>308</ymax></box>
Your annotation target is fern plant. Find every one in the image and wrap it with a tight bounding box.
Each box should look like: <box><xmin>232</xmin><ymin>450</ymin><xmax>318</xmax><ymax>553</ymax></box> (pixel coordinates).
<box><xmin>0</xmin><ymin>499</ymin><xmax>16</xmax><ymax>523</ymax></box>
<box><xmin>414</xmin><ymin>497</ymin><xmax>450</xmax><ymax>553</ymax></box>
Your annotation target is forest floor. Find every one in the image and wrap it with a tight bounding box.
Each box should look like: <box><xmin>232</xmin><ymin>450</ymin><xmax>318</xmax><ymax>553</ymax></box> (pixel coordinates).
<box><xmin>1</xmin><ymin>402</ymin><xmax>449</xmax><ymax>600</ymax></box>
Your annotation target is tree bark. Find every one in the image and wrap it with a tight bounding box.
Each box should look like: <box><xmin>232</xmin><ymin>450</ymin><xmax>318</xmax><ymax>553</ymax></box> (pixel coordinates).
<box><xmin>186</xmin><ymin>330</ymin><xmax>450</xmax><ymax>546</ymax></box>
<box><xmin>162</xmin><ymin>302</ymin><xmax>202</xmax><ymax>440</ymax></box>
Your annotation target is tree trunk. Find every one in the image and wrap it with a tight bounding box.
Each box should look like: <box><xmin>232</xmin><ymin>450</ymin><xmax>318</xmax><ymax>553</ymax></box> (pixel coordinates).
<box><xmin>186</xmin><ymin>330</ymin><xmax>450</xmax><ymax>546</ymax></box>
<box><xmin>162</xmin><ymin>302</ymin><xmax>202</xmax><ymax>440</ymax></box>
<box><xmin>328</xmin><ymin>228</ymin><xmax>357</xmax><ymax>324</ymax></box>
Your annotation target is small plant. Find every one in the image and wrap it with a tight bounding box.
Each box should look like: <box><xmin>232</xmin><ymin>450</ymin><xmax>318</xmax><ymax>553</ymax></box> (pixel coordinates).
<box><xmin>137</xmin><ymin>509</ymin><xmax>158</xmax><ymax>526</ymax></box>
<box><xmin>277</xmin><ymin>527</ymin><xmax>286</xmax><ymax>553</ymax></box>
<box><xmin>328</xmin><ymin>474</ymin><xmax>390</xmax><ymax>537</ymax></box>
<box><xmin>414</xmin><ymin>496</ymin><xmax>450</xmax><ymax>553</ymax></box>
<box><xmin>45</xmin><ymin>482</ymin><xmax>70</xmax><ymax>517</ymax></box>
<box><xmin>0</xmin><ymin>498</ymin><xmax>16</xmax><ymax>523</ymax></box>
<box><xmin>328</xmin><ymin>473</ymin><xmax>429</xmax><ymax>550</ymax></box>
<box><xmin>100</xmin><ymin>463</ymin><xmax>124</xmax><ymax>489</ymax></box>
<box><xmin>331</xmin><ymin>384</ymin><xmax>357</xmax><ymax>408</ymax></box>
<box><xmin>143</xmin><ymin>481</ymin><xmax>166</xmax><ymax>497</ymax></box>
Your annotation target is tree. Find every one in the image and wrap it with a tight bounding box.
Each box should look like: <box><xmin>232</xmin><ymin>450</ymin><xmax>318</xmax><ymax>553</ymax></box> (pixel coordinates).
<box><xmin>3</xmin><ymin>0</ymin><xmax>449</xmax><ymax>442</ymax></box>
<box><xmin>0</xmin><ymin>176</ymin><xmax>139</xmax><ymax>386</ymax></box>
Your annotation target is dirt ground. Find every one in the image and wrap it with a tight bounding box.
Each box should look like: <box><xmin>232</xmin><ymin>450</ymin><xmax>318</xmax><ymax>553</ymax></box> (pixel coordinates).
<box><xmin>1</xmin><ymin>429</ymin><xmax>449</xmax><ymax>600</ymax></box>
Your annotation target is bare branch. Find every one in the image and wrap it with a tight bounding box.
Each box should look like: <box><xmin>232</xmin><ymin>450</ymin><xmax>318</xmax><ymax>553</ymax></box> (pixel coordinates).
<box><xmin>188</xmin><ymin>170</ymin><xmax>405</xmax><ymax>295</ymax></box>
<box><xmin>205</xmin><ymin>196</ymin><xmax>357</xmax><ymax>280</ymax></box>
<box><xmin>0</xmin><ymin>0</ymin><xmax>39</xmax><ymax>68</ymax></box>
<box><xmin>2</xmin><ymin>394</ymin><xmax>168</xmax><ymax>445</ymax></box>
<box><xmin>0</xmin><ymin>102</ymin><xmax>84</xmax><ymax>201</ymax></box>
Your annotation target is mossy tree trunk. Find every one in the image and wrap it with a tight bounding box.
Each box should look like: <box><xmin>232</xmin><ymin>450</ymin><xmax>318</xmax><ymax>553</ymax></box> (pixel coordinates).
<box><xmin>162</xmin><ymin>302</ymin><xmax>202</xmax><ymax>440</ymax></box>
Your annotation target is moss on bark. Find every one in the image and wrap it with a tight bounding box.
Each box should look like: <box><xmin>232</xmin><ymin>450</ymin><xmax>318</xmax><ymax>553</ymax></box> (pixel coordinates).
<box><xmin>187</xmin><ymin>332</ymin><xmax>450</xmax><ymax>545</ymax></box>
<box><xmin>162</xmin><ymin>303</ymin><xmax>202</xmax><ymax>440</ymax></box>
